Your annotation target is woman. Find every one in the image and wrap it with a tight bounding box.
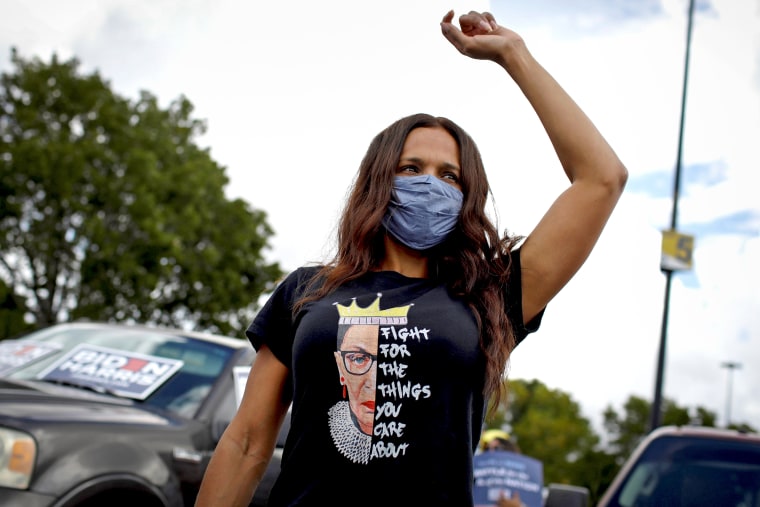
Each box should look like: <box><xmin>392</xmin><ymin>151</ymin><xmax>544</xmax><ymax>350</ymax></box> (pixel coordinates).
<box><xmin>196</xmin><ymin>9</ymin><xmax>627</xmax><ymax>507</ymax></box>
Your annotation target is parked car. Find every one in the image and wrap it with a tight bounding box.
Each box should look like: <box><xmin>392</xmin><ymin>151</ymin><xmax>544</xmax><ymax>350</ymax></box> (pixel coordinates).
<box><xmin>595</xmin><ymin>425</ymin><xmax>760</xmax><ymax>506</ymax></box>
<box><xmin>555</xmin><ymin>425</ymin><xmax>760</xmax><ymax>507</ymax></box>
<box><xmin>0</xmin><ymin>321</ymin><xmax>287</xmax><ymax>507</ymax></box>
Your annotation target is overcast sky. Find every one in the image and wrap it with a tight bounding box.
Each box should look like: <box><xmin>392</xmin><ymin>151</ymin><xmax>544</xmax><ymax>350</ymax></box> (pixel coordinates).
<box><xmin>3</xmin><ymin>0</ymin><xmax>759</xmax><ymax>433</ymax></box>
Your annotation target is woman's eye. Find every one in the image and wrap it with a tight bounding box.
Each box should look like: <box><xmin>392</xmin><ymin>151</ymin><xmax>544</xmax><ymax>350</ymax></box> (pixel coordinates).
<box><xmin>399</xmin><ymin>165</ymin><xmax>419</xmax><ymax>174</ymax></box>
<box><xmin>443</xmin><ymin>173</ymin><xmax>459</xmax><ymax>182</ymax></box>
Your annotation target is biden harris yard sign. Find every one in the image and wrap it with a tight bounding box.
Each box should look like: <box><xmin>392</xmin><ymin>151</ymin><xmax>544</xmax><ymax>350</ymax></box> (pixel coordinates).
<box><xmin>37</xmin><ymin>343</ymin><xmax>183</xmax><ymax>399</ymax></box>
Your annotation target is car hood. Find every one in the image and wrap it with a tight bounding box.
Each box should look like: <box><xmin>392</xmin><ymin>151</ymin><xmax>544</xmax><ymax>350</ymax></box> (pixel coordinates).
<box><xmin>0</xmin><ymin>380</ymin><xmax>174</xmax><ymax>427</ymax></box>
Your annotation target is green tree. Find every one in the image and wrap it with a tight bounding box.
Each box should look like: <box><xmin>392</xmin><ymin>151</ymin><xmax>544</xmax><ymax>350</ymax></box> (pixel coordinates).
<box><xmin>488</xmin><ymin>378</ymin><xmax>601</xmax><ymax>487</ymax></box>
<box><xmin>572</xmin><ymin>447</ymin><xmax>619</xmax><ymax>505</ymax></box>
<box><xmin>602</xmin><ymin>395</ymin><xmax>723</xmax><ymax>465</ymax></box>
<box><xmin>0</xmin><ymin>49</ymin><xmax>282</xmax><ymax>335</ymax></box>
<box><xmin>602</xmin><ymin>395</ymin><xmax>651</xmax><ymax>463</ymax></box>
<box><xmin>0</xmin><ymin>278</ymin><xmax>32</xmax><ymax>339</ymax></box>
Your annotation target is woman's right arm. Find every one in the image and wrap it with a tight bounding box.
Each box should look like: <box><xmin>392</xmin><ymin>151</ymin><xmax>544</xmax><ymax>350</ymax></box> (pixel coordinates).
<box><xmin>195</xmin><ymin>344</ymin><xmax>291</xmax><ymax>507</ymax></box>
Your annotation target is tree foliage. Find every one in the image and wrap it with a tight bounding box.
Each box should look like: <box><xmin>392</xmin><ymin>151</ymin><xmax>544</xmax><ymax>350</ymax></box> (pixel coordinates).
<box><xmin>0</xmin><ymin>49</ymin><xmax>282</xmax><ymax>336</ymax></box>
<box><xmin>603</xmin><ymin>394</ymin><xmax>721</xmax><ymax>464</ymax></box>
<box><xmin>0</xmin><ymin>278</ymin><xmax>32</xmax><ymax>338</ymax></box>
<box><xmin>488</xmin><ymin>379</ymin><xmax>601</xmax><ymax>486</ymax></box>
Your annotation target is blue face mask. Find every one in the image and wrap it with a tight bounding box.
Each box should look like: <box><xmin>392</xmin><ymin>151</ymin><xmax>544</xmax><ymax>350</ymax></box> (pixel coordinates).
<box><xmin>382</xmin><ymin>175</ymin><xmax>463</xmax><ymax>251</ymax></box>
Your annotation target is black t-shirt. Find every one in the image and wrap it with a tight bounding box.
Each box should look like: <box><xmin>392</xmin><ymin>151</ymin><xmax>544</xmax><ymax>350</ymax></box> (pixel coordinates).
<box><xmin>246</xmin><ymin>248</ymin><xmax>543</xmax><ymax>506</ymax></box>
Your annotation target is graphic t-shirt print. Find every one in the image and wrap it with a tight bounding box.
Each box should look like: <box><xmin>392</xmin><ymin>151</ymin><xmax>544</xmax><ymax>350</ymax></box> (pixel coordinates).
<box><xmin>328</xmin><ymin>293</ymin><xmax>431</xmax><ymax>465</ymax></box>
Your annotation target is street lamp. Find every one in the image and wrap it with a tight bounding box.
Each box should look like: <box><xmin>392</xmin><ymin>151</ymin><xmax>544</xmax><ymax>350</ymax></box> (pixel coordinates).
<box><xmin>721</xmin><ymin>361</ymin><xmax>742</xmax><ymax>427</ymax></box>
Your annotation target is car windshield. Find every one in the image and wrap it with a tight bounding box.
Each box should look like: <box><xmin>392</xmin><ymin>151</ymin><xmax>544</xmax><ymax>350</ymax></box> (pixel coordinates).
<box><xmin>3</xmin><ymin>324</ymin><xmax>237</xmax><ymax>418</ymax></box>
<box><xmin>611</xmin><ymin>435</ymin><xmax>760</xmax><ymax>507</ymax></box>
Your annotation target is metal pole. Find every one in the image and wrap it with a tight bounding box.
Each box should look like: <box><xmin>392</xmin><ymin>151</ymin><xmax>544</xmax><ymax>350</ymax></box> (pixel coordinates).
<box><xmin>649</xmin><ymin>0</ymin><xmax>696</xmax><ymax>432</ymax></box>
<box><xmin>650</xmin><ymin>271</ymin><xmax>672</xmax><ymax>430</ymax></box>
<box><xmin>721</xmin><ymin>361</ymin><xmax>742</xmax><ymax>427</ymax></box>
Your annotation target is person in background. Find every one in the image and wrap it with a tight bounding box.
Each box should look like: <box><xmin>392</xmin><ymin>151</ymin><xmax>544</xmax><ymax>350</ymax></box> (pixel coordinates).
<box><xmin>195</xmin><ymin>8</ymin><xmax>627</xmax><ymax>507</ymax></box>
<box><xmin>480</xmin><ymin>430</ymin><xmax>527</xmax><ymax>507</ymax></box>
<box><xmin>480</xmin><ymin>429</ymin><xmax>522</xmax><ymax>454</ymax></box>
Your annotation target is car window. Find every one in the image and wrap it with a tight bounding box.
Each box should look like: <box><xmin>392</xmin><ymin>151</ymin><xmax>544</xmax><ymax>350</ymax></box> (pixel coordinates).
<box><xmin>5</xmin><ymin>324</ymin><xmax>237</xmax><ymax>417</ymax></box>
<box><xmin>613</xmin><ymin>435</ymin><xmax>760</xmax><ymax>507</ymax></box>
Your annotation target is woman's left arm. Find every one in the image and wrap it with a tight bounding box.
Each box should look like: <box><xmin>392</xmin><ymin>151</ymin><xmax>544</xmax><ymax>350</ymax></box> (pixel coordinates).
<box><xmin>441</xmin><ymin>10</ymin><xmax>628</xmax><ymax>322</ymax></box>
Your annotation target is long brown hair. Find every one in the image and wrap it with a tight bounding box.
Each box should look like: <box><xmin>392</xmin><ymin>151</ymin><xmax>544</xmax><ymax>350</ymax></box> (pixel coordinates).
<box><xmin>295</xmin><ymin>113</ymin><xmax>521</xmax><ymax>409</ymax></box>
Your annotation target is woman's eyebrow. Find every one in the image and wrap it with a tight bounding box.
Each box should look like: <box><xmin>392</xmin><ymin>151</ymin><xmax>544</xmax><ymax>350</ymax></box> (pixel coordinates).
<box><xmin>398</xmin><ymin>156</ymin><xmax>422</xmax><ymax>165</ymax></box>
<box><xmin>442</xmin><ymin>161</ymin><xmax>461</xmax><ymax>173</ymax></box>
<box><xmin>400</xmin><ymin>156</ymin><xmax>460</xmax><ymax>172</ymax></box>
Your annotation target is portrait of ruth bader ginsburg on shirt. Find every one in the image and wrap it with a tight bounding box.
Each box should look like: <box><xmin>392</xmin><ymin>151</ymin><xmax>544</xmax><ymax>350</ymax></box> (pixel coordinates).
<box><xmin>328</xmin><ymin>294</ymin><xmax>416</xmax><ymax>465</ymax></box>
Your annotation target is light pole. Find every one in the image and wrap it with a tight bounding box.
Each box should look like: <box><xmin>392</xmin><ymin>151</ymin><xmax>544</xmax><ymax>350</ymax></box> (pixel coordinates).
<box><xmin>721</xmin><ymin>361</ymin><xmax>742</xmax><ymax>427</ymax></box>
<box><xmin>649</xmin><ymin>0</ymin><xmax>697</xmax><ymax>432</ymax></box>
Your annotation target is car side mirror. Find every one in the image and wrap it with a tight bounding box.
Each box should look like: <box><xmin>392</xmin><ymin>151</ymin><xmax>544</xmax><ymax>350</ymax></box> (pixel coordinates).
<box><xmin>544</xmin><ymin>483</ymin><xmax>589</xmax><ymax>507</ymax></box>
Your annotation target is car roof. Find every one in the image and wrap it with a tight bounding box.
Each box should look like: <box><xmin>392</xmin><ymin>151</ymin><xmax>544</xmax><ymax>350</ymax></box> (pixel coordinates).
<box><xmin>29</xmin><ymin>321</ymin><xmax>252</xmax><ymax>350</ymax></box>
<box><xmin>649</xmin><ymin>425</ymin><xmax>760</xmax><ymax>443</ymax></box>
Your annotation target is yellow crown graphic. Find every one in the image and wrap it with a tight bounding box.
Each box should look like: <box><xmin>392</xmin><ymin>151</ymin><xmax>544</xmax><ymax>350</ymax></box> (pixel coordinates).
<box><xmin>334</xmin><ymin>293</ymin><xmax>412</xmax><ymax>325</ymax></box>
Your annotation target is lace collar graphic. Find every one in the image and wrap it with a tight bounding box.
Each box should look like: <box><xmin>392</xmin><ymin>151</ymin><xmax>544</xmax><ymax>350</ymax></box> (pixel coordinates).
<box><xmin>328</xmin><ymin>400</ymin><xmax>372</xmax><ymax>465</ymax></box>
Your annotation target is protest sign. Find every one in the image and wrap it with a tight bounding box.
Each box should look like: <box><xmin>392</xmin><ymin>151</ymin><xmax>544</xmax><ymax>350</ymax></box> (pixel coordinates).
<box><xmin>473</xmin><ymin>450</ymin><xmax>543</xmax><ymax>507</ymax></box>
